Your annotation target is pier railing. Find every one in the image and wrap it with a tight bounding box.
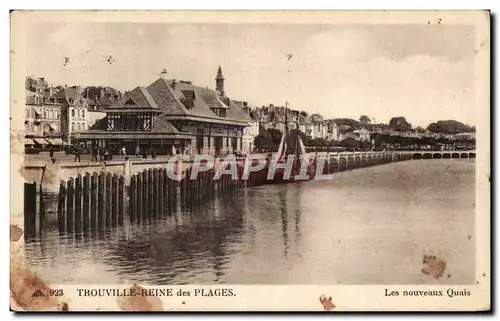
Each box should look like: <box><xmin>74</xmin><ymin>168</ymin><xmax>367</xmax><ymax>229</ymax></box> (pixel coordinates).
<box><xmin>22</xmin><ymin>149</ymin><xmax>475</xmax><ymax>237</ymax></box>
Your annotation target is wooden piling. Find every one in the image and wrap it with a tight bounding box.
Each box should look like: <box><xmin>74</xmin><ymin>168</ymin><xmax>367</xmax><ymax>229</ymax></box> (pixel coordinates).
<box><xmin>74</xmin><ymin>174</ymin><xmax>82</xmax><ymax>233</ymax></box>
<box><xmin>118</xmin><ymin>176</ymin><xmax>124</xmax><ymax>224</ymax></box>
<box><xmin>105</xmin><ymin>172</ymin><xmax>112</xmax><ymax>228</ymax></box>
<box><xmin>159</xmin><ymin>168</ymin><xmax>164</xmax><ymax>216</ymax></box>
<box><xmin>97</xmin><ymin>173</ymin><xmax>105</xmax><ymax>230</ymax></box>
<box><xmin>137</xmin><ymin>172</ymin><xmax>143</xmax><ymax>222</ymax></box>
<box><xmin>90</xmin><ymin>173</ymin><xmax>98</xmax><ymax>230</ymax></box>
<box><xmin>23</xmin><ymin>182</ymin><xmax>37</xmax><ymax>237</ymax></box>
<box><xmin>129</xmin><ymin>175</ymin><xmax>137</xmax><ymax>222</ymax></box>
<box><xmin>38</xmin><ymin>183</ymin><xmax>45</xmax><ymax>232</ymax></box>
<box><xmin>152</xmin><ymin>168</ymin><xmax>158</xmax><ymax>218</ymax></box>
<box><xmin>66</xmin><ymin>178</ymin><xmax>74</xmax><ymax>233</ymax></box>
<box><xmin>147</xmin><ymin>169</ymin><xmax>153</xmax><ymax>219</ymax></box>
<box><xmin>162</xmin><ymin>168</ymin><xmax>168</xmax><ymax>211</ymax></box>
<box><xmin>142</xmin><ymin>170</ymin><xmax>149</xmax><ymax>220</ymax></box>
<box><xmin>111</xmin><ymin>174</ymin><xmax>118</xmax><ymax>226</ymax></box>
<box><xmin>57</xmin><ymin>181</ymin><xmax>66</xmax><ymax>233</ymax></box>
<box><xmin>82</xmin><ymin>173</ymin><xmax>90</xmax><ymax>232</ymax></box>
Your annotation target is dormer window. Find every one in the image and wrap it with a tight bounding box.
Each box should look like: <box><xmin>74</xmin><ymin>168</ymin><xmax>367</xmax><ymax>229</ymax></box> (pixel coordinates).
<box><xmin>215</xmin><ymin>108</ymin><xmax>227</xmax><ymax>118</ymax></box>
<box><xmin>180</xmin><ymin>98</ymin><xmax>194</xmax><ymax>109</ymax></box>
<box><xmin>182</xmin><ymin>90</ymin><xmax>195</xmax><ymax>100</ymax></box>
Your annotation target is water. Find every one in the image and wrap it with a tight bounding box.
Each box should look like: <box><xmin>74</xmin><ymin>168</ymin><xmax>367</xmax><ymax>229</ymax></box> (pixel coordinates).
<box><xmin>24</xmin><ymin>159</ymin><xmax>475</xmax><ymax>285</ymax></box>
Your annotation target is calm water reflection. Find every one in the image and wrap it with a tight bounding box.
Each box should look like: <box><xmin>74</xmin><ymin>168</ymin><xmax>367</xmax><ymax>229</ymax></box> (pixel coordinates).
<box><xmin>25</xmin><ymin>159</ymin><xmax>475</xmax><ymax>284</ymax></box>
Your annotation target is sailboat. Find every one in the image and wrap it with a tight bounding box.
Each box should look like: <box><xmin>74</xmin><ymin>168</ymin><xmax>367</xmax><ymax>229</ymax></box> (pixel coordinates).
<box><xmin>252</xmin><ymin>104</ymin><xmax>317</xmax><ymax>185</ymax></box>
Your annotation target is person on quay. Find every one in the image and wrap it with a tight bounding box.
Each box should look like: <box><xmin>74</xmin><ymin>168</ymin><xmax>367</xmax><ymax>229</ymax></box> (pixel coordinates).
<box><xmin>151</xmin><ymin>149</ymin><xmax>157</xmax><ymax>159</ymax></box>
<box><xmin>135</xmin><ymin>145</ymin><xmax>140</xmax><ymax>157</ymax></box>
<box><xmin>121</xmin><ymin>146</ymin><xmax>127</xmax><ymax>158</ymax></box>
<box><xmin>91</xmin><ymin>146</ymin><xmax>98</xmax><ymax>162</ymax></box>
<box><xmin>73</xmin><ymin>146</ymin><xmax>81</xmax><ymax>162</ymax></box>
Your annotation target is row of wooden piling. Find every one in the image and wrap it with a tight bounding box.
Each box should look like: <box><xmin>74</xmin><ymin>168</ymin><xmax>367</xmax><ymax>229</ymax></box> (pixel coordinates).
<box><xmin>322</xmin><ymin>153</ymin><xmax>409</xmax><ymax>174</ymax></box>
<box><xmin>128</xmin><ymin>167</ymin><xmax>246</xmax><ymax>221</ymax></box>
<box><xmin>128</xmin><ymin>168</ymin><xmax>177</xmax><ymax>222</ymax></box>
<box><xmin>57</xmin><ymin>172</ymin><xmax>125</xmax><ymax>233</ymax></box>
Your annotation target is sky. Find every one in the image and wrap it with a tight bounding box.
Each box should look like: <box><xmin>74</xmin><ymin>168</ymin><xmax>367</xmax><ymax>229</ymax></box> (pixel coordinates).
<box><xmin>25</xmin><ymin>22</ymin><xmax>476</xmax><ymax>127</ymax></box>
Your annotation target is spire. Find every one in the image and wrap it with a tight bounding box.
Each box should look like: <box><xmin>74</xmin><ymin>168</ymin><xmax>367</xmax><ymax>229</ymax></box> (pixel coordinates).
<box><xmin>215</xmin><ymin>65</ymin><xmax>225</xmax><ymax>96</ymax></box>
<box><xmin>216</xmin><ymin>65</ymin><xmax>224</xmax><ymax>80</ymax></box>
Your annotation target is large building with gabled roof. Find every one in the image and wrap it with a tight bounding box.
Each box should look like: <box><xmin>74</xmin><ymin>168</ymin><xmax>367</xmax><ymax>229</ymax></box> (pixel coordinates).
<box><xmin>79</xmin><ymin>66</ymin><xmax>252</xmax><ymax>156</ymax></box>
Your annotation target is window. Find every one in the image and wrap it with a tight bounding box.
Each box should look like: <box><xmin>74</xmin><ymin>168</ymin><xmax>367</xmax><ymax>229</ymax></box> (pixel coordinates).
<box><xmin>71</xmin><ymin>123</ymin><xmax>75</xmax><ymax>132</ymax></box>
<box><xmin>56</xmin><ymin>112</ymin><xmax>59</xmax><ymax>119</ymax></box>
<box><xmin>82</xmin><ymin>110</ymin><xmax>85</xmax><ymax>118</ymax></box>
<box><xmin>26</xmin><ymin>108</ymin><xmax>30</xmax><ymax>118</ymax></box>
<box><xmin>71</xmin><ymin>109</ymin><xmax>75</xmax><ymax>117</ymax></box>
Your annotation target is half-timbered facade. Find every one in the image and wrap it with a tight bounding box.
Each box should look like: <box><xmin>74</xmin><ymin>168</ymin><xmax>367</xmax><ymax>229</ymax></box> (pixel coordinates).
<box><xmin>79</xmin><ymin>67</ymin><xmax>251</xmax><ymax>156</ymax></box>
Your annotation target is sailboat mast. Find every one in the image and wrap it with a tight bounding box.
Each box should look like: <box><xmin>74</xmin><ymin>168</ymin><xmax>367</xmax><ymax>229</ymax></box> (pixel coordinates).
<box><xmin>284</xmin><ymin>102</ymin><xmax>289</xmax><ymax>155</ymax></box>
<box><xmin>295</xmin><ymin>112</ymin><xmax>300</xmax><ymax>158</ymax></box>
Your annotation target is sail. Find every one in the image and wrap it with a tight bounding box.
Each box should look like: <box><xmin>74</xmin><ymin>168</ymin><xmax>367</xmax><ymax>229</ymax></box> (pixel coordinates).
<box><xmin>298</xmin><ymin>137</ymin><xmax>306</xmax><ymax>155</ymax></box>
<box><xmin>276</xmin><ymin>132</ymin><xmax>287</xmax><ymax>162</ymax></box>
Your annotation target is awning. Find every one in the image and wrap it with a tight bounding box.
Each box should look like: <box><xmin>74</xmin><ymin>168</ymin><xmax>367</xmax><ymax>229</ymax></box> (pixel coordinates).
<box><xmin>24</xmin><ymin>138</ymin><xmax>34</xmax><ymax>145</ymax></box>
<box><xmin>33</xmin><ymin>107</ymin><xmax>42</xmax><ymax>115</ymax></box>
<box><xmin>32</xmin><ymin>138</ymin><xmax>43</xmax><ymax>145</ymax></box>
<box><xmin>44</xmin><ymin>138</ymin><xmax>63</xmax><ymax>145</ymax></box>
<box><xmin>48</xmin><ymin>124</ymin><xmax>55</xmax><ymax>130</ymax></box>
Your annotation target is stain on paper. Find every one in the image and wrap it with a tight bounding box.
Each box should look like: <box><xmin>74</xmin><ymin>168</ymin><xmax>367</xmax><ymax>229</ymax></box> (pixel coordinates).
<box><xmin>421</xmin><ymin>255</ymin><xmax>446</xmax><ymax>279</ymax></box>
<box><xmin>319</xmin><ymin>295</ymin><xmax>335</xmax><ymax>311</ymax></box>
<box><xmin>10</xmin><ymin>224</ymin><xmax>23</xmax><ymax>242</ymax></box>
<box><xmin>10</xmin><ymin>225</ymin><xmax>69</xmax><ymax>311</ymax></box>
<box><xmin>116</xmin><ymin>284</ymin><xmax>163</xmax><ymax>311</ymax></box>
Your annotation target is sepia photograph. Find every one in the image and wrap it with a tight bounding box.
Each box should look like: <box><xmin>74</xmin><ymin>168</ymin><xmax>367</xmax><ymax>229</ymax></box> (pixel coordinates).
<box><xmin>9</xmin><ymin>10</ymin><xmax>490</xmax><ymax>311</ymax></box>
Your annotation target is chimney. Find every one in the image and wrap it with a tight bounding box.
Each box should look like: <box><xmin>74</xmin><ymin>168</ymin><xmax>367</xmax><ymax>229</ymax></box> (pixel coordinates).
<box><xmin>171</xmin><ymin>79</ymin><xmax>176</xmax><ymax>89</ymax></box>
<box><xmin>243</xmin><ymin>101</ymin><xmax>248</xmax><ymax>107</ymax></box>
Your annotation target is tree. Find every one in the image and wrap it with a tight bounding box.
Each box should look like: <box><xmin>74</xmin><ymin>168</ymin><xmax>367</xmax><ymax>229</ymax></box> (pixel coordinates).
<box><xmin>427</xmin><ymin>120</ymin><xmax>474</xmax><ymax>134</ymax></box>
<box><xmin>360</xmin><ymin>140</ymin><xmax>373</xmax><ymax>150</ymax></box>
<box><xmin>25</xmin><ymin>76</ymin><xmax>36</xmax><ymax>91</ymax></box>
<box><xmin>334</xmin><ymin>118</ymin><xmax>363</xmax><ymax>129</ymax></box>
<box><xmin>415</xmin><ymin>126</ymin><xmax>426</xmax><ymax>133</ymax></box>
<box><xmin>359</xmin><ymin>115</ymin><xmax>371</xmax><ymax>125</ymax></box>
<box><xmin>338</xmin><ymin>137</ymin><xmax>359</xmax><ymax>150</ymax></box>
<box><xmin>389</xmin><ymin>117</ymin><xmax>412</xmax><ymax>132</ymax></box>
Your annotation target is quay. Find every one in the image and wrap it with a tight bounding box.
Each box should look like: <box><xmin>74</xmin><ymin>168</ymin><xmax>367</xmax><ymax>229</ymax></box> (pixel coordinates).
<box><xmin>22</xmin><ymin>149</ymin><xmax>475</xmax><ymax>238</ymax></box>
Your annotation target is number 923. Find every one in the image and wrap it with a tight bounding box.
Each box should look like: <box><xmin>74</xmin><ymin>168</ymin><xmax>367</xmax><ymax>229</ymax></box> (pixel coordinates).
<box><xmin>49</xmin><ymin>289</ymin><xmax>64</xmax><ymax>297</ymax></box>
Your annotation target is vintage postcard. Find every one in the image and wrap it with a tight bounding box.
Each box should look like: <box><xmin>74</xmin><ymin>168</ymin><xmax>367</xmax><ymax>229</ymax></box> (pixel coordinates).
<box><xmin>10</xmin><ymin>10</ymin><xmax>490</xmax><ymax>311</ymax></box>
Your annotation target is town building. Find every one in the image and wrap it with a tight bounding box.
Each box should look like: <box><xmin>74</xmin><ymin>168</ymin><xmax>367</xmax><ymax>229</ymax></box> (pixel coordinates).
<box><xmin>354</xmin><ymin>128</ymin><xmax>371</xmax><ymax>141</ymax></box>
<box><xmin>42</xmin><ymin>101</ymin><xmax>63</xmax><ymax>139</ymax></box>
<box><xmin>25</xmin><ymin>90</ymin><xmax>45</xmax><ymax>139</ymax></box>
<box><xmin>310</xmin><ymin>113</ymin><xmax>326</xmax><ymax>139</ymax></box>
<box><xmin>53</xmin><ymin>87</ymin><xmax>89</xmax><ymax>143</ymax></box>
<box><xmin>241</xmin><ymin>106</ymin><xmax>260</xmax><ymax>154</ymax></box>
<box><xmin>78</xmin><ymin>67</ymin><xmax>251</xmax><ymax>156</ymax></box>
<box><xmin>324</xmin><ymin>119</ymin><xmax>340</xmax><ymax>141</ymax></box>
<box><xmin>24</xmin><ymin>89</ymin><xmax>64</xmax><ymax>147</ymax></box>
